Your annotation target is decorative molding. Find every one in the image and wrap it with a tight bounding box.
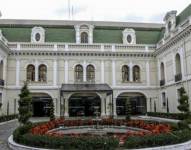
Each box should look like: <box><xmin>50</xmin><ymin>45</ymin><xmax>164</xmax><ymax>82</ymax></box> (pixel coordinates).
<box><xmin>122</xmin><ymin>28</ymin><xmax>136</xmax><ymax>44</ymax></box>
<box><xmin>9</xmin><ymin>51</ymin><xmax>155</xmax><ymax>58</ymax></box>
<box><xmin>155</xmin><ymin>24</ymin><xmax>191</xmax><ymax>55</ymax></box>
<box><xmin>31</xmin><ymin>26</ymin><xmax>45</xmax><ymax>43</ymax></box>
<box><xmin>74</xmin><ymin>24</ymin><xmax>94</xmax><ymax>44</ymax></box>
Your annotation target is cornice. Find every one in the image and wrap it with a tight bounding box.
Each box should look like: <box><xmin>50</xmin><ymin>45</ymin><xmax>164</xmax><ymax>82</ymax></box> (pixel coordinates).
<box><xmin>8</xmin><ymin>50</ymin><xmax>155</xmax><ymax>58</ymax></box>
<box><xmin>155</xmin><ymin>23</ymin><xmax>191</xmax><ymax>56</ymax></box>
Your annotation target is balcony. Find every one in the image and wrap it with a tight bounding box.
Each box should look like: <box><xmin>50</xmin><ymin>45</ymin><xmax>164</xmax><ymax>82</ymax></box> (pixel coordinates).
<box><xmin>7</xmin><ymin>42</ymin><xmax>156</xmax><ymax>52</ymax></box>
<box><xmin>175</xmin><ymin>73</ymin><xmax>182</xmax><ymax>82</ymax></box>
<box><xmin>0</xmin><ymin>79</ymin><xmax>4</xmax><ymax>86</ymax></box>
<box><xmin>160</xmin><ymin>80</ymin><xmax>165</xmax><ymax>86</ymax></box>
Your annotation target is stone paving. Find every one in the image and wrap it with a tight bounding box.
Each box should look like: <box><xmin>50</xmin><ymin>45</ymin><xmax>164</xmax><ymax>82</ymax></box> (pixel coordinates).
<box><xmin>0</xmin><ymin>120</ymin><xmax>19</xmax><ymax>150</ymax></box>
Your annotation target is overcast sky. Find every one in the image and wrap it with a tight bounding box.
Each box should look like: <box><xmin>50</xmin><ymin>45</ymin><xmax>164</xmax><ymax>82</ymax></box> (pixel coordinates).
<box><xmin>0</xmin><ymin>0</ymin><xmax>190</xmax><ymax>23</ymax></box>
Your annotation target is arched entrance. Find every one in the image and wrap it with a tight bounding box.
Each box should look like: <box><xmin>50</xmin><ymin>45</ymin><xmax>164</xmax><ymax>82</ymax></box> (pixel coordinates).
<box><xmin>69</xmin><ymin>93</ymin><xmax>101</xmax><ymax>117</ymax></box>
<box><xmin>116</xmin><ymin>92</ymin><xmax>147</xmax><ymax>115</ymax></box>
<box><xmin>31</xmin><ymin>93</ymin><xmax>52</xmax><ymax>117</ymax></box>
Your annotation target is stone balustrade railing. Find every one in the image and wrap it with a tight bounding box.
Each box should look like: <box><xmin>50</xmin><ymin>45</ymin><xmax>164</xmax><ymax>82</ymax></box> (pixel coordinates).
<box><xmin>7</xmin><ymin>42</ymin><xmax>156</xmax><ymax>52</ymax></box>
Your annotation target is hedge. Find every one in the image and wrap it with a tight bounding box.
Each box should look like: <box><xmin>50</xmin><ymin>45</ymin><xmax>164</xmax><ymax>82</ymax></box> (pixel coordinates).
<box><xmin>147</xmin><ymin>112</ymin><xmax>186</xmax><ymax>120</ymax></box>
<box><xmin>13</xmin><ymin>124</ymin><xmax>119</xmax><ymax>150</ymax></box>
<box><xmin>0</xmin><ymin>114</ymin><xmax>18</xmax><ymax>123</ymax></box>
<box><xmin>124</xmin><ymin>129</ymin><xmax>191</xmax><ymax>149</ymax></box>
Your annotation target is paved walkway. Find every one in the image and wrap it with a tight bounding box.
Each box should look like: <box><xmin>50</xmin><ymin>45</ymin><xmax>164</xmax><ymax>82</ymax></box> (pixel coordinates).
<box><xmin>0</xmin><ymin>120</ymin><xmax>19</xmax><ymax>150</ymax></box>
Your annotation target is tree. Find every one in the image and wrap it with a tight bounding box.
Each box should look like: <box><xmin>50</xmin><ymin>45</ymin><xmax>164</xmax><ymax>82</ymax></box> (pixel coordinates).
<box><xmin>125</xmin><ymin>98</ymin><xmax>131</xmax><ymax>120</ymax></box>
<box><xmin>18</xmin><ymin>82</ymin><xmax>32</xmax><ymax>125</ymax></box>
<box><xmin>177</xmin><ymin>87</ymin><xmax>189</xmax><ymax>116</ymax></box>
<box><xmin>49</xmin><ymin>99</ymin><xmax>55</xmax><ymax>121</ymax></box>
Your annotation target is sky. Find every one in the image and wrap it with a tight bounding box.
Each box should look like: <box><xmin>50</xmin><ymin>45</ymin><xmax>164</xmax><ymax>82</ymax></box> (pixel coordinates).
<box><xmin>0</xmin><ymin>0</ymin><xmax>190</xmax><ymax>23</ymax></box>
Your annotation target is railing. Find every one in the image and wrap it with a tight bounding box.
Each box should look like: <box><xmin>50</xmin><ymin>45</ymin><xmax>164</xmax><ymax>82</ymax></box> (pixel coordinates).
<box><xmin>7</xmin><ymin>42</ymin><xmax>156</xmax><ymax>52</ymax></box>
<box><xmin>175</xmin><ymin>73</ymin><xmax>182</xmax><ymax>82</ymax></box>
<box><xmin>160</xmin><ymin>80</ymin><xmax>165</xmax><ymax>86</ymax></box>
<box><xmin>0</xmin><ymin>79</ymin><xmax>4</xmax><ymax>86</ymax></box>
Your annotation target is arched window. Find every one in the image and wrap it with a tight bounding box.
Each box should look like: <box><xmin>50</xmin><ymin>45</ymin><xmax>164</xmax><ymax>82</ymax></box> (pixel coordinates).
<box><xmin>75</xmin><ymin>65</ymin><xmax>83</xmax><ymax>82</ymax></box>
<box><xmin>133</xmin><ymin>65</ymin><xmax>140</xmax><ymax>82</ymax></box>
<box><xmin>175</xmin><ymin>53</ymin><xmax>182</xmax><ymax>82</ymax></box>
<box><xmin>39</xmin><ymin>64</ymin><xmax>47</xmax><ymax>82</ymax></box>
<box><xmin>175</xmin><ymin>53</ymin><xmax>181</xmax><ymax>75</ymax></box>
<box><xmin>160</xmin><ymin>62</ymin><xmax>165</xmax><ymax>80</ymax></box>
<box><xmin>122</xmin><ymin>65</ymin><xmax>129</xmax><ymax>82</ymax></box>
<box><xmin>87</xmin><ymin>65</ymin><xmax>95</xmax><ymax>82</ymax></box>
<box><xmin>81</xmin><ymin>32</ymin><xmax>88</xmax><ymax>43</ymax></box>
<box><xmin>27</xmin><ymin>64</ymin><xmax>35</xmax><ymax>82</ymax></box>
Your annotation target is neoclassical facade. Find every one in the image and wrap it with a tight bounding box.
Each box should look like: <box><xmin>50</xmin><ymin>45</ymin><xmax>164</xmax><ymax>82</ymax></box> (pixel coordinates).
<box><xmin>0</xmin><ymin>4</ymin><xmax>191</xmax><ymax>117</ymax></box>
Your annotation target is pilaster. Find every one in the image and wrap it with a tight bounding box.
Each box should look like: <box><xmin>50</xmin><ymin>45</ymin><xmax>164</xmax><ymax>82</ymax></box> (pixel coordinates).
<box><xmin>146</xmin><ymin>61</ymin><xmax>150</xmax><ymax>86</ymax></box>
<box><xmin>64</xmin><ymin>60</ymin><xmax>68</xmax><ymax>83</ymax></box>
<box><xmin>53</xmin><ymin>59</ymin><xmax>57</xmax><ymax>86</ymax></box>
<box><xmin>112</xmin><ymin>60</ymin><xmax>116</xmax><ymax>86</ymax></box>
<box><xmin>16</xmin><ymin>59</ymin><xmax>20</xmax><ymax>87</ymax></box>
<box><xmin>35</xmin><ymin>60</ymin><xmax>38</xmax><ymax>82</ymax></box>
<box><xmin>101</xmin><ymin>60</ymin><xmax>105</xmax><ymax>83</ymax></box>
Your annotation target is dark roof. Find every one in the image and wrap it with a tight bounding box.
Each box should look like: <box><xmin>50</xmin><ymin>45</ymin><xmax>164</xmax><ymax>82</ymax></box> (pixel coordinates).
<box><xmin>176</xmin><ymin>4</ymin><xmax>191</xmax><ymax>26</ymax></box>
<box><xmin>61</xmin><ymin>84</ymin><xmax>113</xmax><ymax>95</ymax></box>
<box><xmin>0</xmin><ymin>27</ymin><xmax>162</xmax><ymax>44</ymax></box>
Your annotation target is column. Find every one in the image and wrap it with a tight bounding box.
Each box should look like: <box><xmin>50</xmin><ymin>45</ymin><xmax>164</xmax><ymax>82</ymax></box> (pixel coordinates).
<box><xmin>60</xmin><ymin>96</ymin><xmax>64</xmax><ymax>116</ymax></box>
<box><xmin>83</xmin><ymin>60</ymin><xmax>86</xmax><ymax>82</ymax></box>
<box><xmin>35</xmin><ymin>60</ymin><xmax>38</xmax><ymax>82</ymax></box>
<box><xmin>64</xmin><ymin>60</ymin><xmax>68</xmax><ymax>83</ymax></box>
<box><xmin>129</xmin><ymin>61</ymin><xmax>133</xmax><ymax>82</ymax></box>
<box><xmin>146</xmin><ymin>61</ymin><xmax>150</xmax><ymax>86</ymax></box>
<box><xmin>106</xmin><ymin>97</ymin><xmax>110</xmax><ymax>116</ymax></box>
<box><xmin>113</xmin><ymin>98</ymin><xmax>117</xmax><ymax>116</ymax></box>
<box><xmin>64</xmin><ymin>98</ymin><xmax>69</xmax><ymax>117</ymax></box>
<box><xmin>101</xmin><ymin>96</ymin><xmax>106</xmax><ymax>117</ymax></box>
<box><xmin>101</xmin><ymin>60</ymin><xmax>104</xmax><ymax>83</ymax></box>
<box><xmin>16</xmin><ymin>59</ymin><xmax>20</xmax><ymax>86</ymax></box>
<box><xmin>53</xmin><ymin>59</ymin><xmax>57</xmax><ymax>86</ymax></box>
<box><xmin>112</xmin><ymin>60</ymin><xmax>116</xmax><ymax>86</ymax></box>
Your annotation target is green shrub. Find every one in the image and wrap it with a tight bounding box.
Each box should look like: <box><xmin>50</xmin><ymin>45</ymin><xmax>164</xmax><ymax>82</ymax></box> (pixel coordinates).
<box><xmin>19</xmin><ymin>134</ymin><xmax>119</xmax><ymax>150</ymax></box>
<box><xmin>0</xmin><ymin>114</ymin><xmax>18</xmax><ymax>123</ymax></box>
<box><xmin>13</xmin><ymin>123</ymin><xmax>32</xmax><ymax>143</ymax></box>
<box><xmin>124</xmin><ymin>129</ymin><xmax>191</xmax><ymax>149</ymax></box>
<box><xmin>147</xmin><ymin>112</ymin><xmax>186</xmax><ymax>120</ymax></box>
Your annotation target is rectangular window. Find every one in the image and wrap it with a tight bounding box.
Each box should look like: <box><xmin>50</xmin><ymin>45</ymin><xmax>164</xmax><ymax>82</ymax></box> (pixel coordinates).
<box><xmin>162</xmin><ymin>92</ymin><xmax>166</xmax><ymax>107</ymax></box>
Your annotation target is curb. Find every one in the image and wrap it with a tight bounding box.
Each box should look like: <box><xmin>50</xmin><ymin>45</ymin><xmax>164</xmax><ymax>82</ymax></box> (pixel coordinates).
<box><xmin>0</xmin><ymin>119</ymin><xmax>17</xmax><ymax>126</ymax></box>
<box><xmin>8</xmin><ymin>134</ymin><xmax>191</xmax><ymax>150</ymax></box>
<box><xmin>8</xmin><ymin>135</ymin><xmax>54</xmax><ymax>150</ymax></box>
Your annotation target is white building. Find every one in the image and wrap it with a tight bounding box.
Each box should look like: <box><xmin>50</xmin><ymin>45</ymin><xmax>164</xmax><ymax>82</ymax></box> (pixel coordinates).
<box><xmin>0</xmin><ymin>4</ymin><xmax>191</xmax><ymax>118</ymax></box>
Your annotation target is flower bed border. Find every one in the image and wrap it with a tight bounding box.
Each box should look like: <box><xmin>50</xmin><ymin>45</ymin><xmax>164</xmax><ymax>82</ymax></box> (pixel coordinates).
<box><xmin>8</xmin><ymin>135</ymin><xmax>191</xmax><ymax>150</ymax></box>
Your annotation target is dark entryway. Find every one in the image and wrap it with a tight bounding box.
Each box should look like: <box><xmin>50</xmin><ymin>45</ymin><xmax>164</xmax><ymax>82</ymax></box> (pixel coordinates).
<box><xmin>69</xmin><ymin>93</ymin><xmax>101</xmax><ymax>117</ymax></box>
<box><xmin>32</xmin><ymin>93</ymin><xmax>52</xmax><ymax>117</ymax></box>
<box><xmin>116</xmin><ymin>92</ymin><xmax>147</xmax><ymax>115</ymax></box>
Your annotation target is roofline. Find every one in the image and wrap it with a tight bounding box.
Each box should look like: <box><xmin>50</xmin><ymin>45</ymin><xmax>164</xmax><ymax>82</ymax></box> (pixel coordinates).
<box><xmin>0</xmin><ymin>19</ymin><xmax>164</xmax><ymax>29</ymax></box>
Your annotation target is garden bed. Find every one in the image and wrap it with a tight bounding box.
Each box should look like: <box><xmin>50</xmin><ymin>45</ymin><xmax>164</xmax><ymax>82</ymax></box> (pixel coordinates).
<box><xmin>12</xmin><ymin>118</ymin><xmax>191</xmax><ymax>149</ymax></box>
